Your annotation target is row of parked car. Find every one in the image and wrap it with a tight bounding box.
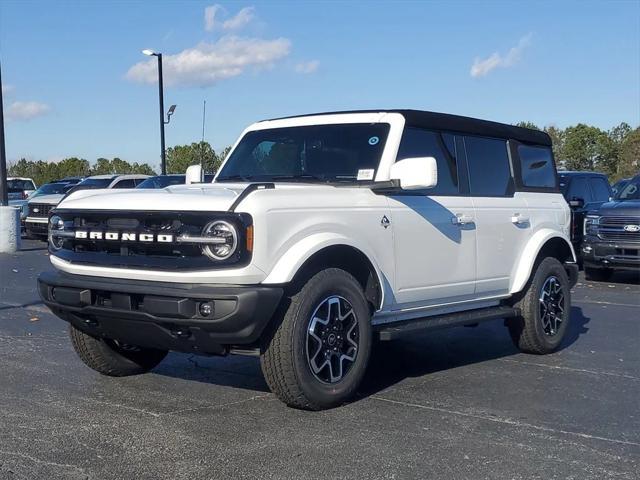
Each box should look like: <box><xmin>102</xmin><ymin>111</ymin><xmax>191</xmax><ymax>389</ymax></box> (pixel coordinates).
<box><xmin>8</xmin><ymin>173</ymin><xmax>213</xmax><ymax>239</ymax></box>
<box><xmin>559</xmin><ymin>171</ymin><xmax>639</xmax><ymax>280</ymax></box>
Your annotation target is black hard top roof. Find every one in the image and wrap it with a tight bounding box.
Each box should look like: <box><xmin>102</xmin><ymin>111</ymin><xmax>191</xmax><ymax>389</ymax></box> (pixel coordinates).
<box><xmin>263</xmin><ymin>109</ymin><xmax>551</xmax><ymax>146</ymax></box>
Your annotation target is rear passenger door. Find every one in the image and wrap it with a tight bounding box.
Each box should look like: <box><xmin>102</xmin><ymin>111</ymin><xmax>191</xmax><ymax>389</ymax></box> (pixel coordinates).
<box><xmin>465</xmin><ymin>136</ymin><xmax>530</xmax><ymax>297</ymax></box>
<box><xmin>387</xmin><ymin>129</ymin><xmax>477</xmax><ymax>309</ymax></box>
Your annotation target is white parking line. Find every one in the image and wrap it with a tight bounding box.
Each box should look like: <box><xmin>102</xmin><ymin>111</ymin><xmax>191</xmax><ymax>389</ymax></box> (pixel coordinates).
<box><xmin>371</xmin><ymin>396</ymin><xmax>640</xmax><ymax>447</ymax></box>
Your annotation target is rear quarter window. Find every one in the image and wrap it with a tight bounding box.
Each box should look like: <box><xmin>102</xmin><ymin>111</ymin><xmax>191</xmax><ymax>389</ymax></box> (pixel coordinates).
<box><xmin>517</xmin><ymin>145</ymin><xmax>556</xmax><ymax>189</ymax></box>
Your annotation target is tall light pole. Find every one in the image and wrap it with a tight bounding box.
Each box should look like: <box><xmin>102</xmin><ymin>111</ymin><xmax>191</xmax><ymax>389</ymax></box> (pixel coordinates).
<box><xmin>142</xmin><ymin>49</ymin><xmax>169</xmax><ymax>175</ymax></box>
<box><xmin>0</xmin><ymin>59</ymin><xmax>8</xmax><ymax>206</ymax></box>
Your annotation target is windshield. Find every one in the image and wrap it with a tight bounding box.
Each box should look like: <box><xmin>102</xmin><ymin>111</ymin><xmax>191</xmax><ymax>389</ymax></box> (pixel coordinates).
<box><xmin>137</xmin><ymin>175</ymin><xmax>185</xmax><ymax>189</ymax></box>
<box><xmin>216</xmin><ymin>123</ymin><xmax>390</xmax><ymax>183</ymax></box>
<box><xmin>615</xmin><ymin>177</ymin><xmax>640</xmax><ymax>201</ymax></box>
<box><xmin>8</xmin><ymin>179</ymin><xmax>36</xmax><ymax>191</ymax></box>
<box><xmin>75</xmin><ymin>178</ymin><xmax>114</xmax><ymax>189</ymax></box>
<box><xmin>34</xmin><ymin>183</ymin><xmax>68</xmax><ymax>196</ymax></box>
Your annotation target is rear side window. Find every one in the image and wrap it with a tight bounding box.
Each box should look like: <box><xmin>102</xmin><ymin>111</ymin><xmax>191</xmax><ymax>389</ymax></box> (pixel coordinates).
<box><xmin>396</xmin><ymin>128</ymin><xmax>458</xmax><ymax>195</ymax></box>
<box><xmin>518</xmin><ymin>145</ymin><xmax>556</xmax><ymax>188</ymax></box>
<box><xmin>589</xmin><ymin>177</ymin><xmax>611</xmax><ymax>202</ymax></box>
<box><xmin>464</xmin><ymin>136</ymin><xmax>512</xmax><ymax>196</ymax></box>
<box><xmin>566</xmin><ymin>177</ymin><xmax>592</xmax><ymax>202</ymax></box>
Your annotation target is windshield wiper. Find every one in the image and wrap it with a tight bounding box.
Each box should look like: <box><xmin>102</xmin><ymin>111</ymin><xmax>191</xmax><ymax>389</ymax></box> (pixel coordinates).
<box><xmin>270</xmin><ymin>174</ymin><xmax>327</xmax><ymax>182</ymax></box>
<box><xmin>216</xmin><ymin>174</ymin><xmax>255</xmax><ymax>182</ymax></box>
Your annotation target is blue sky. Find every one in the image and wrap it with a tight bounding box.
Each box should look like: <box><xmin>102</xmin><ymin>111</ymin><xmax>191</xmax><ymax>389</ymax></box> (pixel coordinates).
<box><xmin>1</xmin><ymin>0</ymin><xmax>638</xmax><ymax>171</ymax></box>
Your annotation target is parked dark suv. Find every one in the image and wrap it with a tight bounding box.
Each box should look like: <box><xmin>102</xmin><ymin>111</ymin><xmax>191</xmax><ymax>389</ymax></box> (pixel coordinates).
<box><xmin>558</xmin><ymin>171</ymin><xmax>612</xmax><ymax>256</ymax></box>
<box><xmin>581</xmin><ymin>174</ymin><xmax>640</xmax><ymax>281</ymax></box>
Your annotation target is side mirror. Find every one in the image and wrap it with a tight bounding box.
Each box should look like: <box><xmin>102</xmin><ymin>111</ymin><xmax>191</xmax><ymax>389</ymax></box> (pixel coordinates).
<box><xmin>389</xmin><ymin>157</ymin><xmax>438</xmax><ymax>190</ymax></box>
<box><xmin>185</xmin><ymin>164</ymin><xmax>203</xmax><ymax>185</ymax></box>
<box><xmin>568</xmin><ymin>197</ymin><xmax>584</xmax><ymax>209</ymax></box>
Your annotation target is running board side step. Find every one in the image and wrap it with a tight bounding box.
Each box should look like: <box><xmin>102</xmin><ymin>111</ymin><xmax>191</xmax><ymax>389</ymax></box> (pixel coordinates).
<box><xmin>374</xmin><ymin>305</ymin><xmax>520</xmax><ymax>341</ymax></box>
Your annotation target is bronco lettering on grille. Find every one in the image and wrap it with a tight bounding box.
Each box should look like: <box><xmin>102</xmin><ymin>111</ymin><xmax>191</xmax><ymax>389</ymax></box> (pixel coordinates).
<box><xmin>74</xmin><ymin>231</ymin><xmax>175</xmax><ymax>243</ymax></box>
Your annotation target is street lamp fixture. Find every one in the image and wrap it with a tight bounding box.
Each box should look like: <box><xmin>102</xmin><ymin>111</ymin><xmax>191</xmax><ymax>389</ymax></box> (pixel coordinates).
<box><xmin>165</xmin><ymin>105</ymin><xmax>177</xmax><ymax>124</ymax></box>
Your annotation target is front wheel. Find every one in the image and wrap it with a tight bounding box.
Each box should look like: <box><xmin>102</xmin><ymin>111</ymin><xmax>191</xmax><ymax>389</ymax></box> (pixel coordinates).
<box><xmin>69</xmin><ymin>325</ymin><xmax>167</xmax><ymax>376</ymax></box>
<box><xmin>508</xmin><ymin>257</ymin><xmax>571</xmax><ymax>354</ymax></box>
<box><xmin>260</xmin><ymin>268</ymin><xmax>372</xmax><ymax>410</ymax></box>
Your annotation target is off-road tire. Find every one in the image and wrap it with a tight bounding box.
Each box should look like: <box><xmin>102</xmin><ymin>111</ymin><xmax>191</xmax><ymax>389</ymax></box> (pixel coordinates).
<box><xmin>508</xmin><ymin>257</ymin><xmax>571</xmax><ymax>354</ymax></box>
<box><xmin>69</xmin><ymin>325</ymin><xmax>167</xmax><ymax>376</ymax></box>
<box><xmin>584</xmin><ymin>267</ymin><xmax>613</xmax><ymax>282</ymax></box>
<box><xmin>260</xmin><ymin>268</ymin><xmax>372</xmax><ymax>410</ymax></box>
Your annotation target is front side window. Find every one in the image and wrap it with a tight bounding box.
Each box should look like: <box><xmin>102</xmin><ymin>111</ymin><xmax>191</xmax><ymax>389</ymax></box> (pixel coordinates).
<box><xmin>589</xmin><ymin>177</ymin><xmax>611</xmax><ymax>202</ymax></box>
<box><xmin>217</xmin><ymin>123</ymin><xmax>390</xmax><ymax>183</ymax></box>
<box><xmin>396</xmin><ymin>128</ymin><xmax>458</xmax><ymax>195</ymax></box>
<box><xmin>566</xmin><ymin>177</ymin><xmax>592</xmax><ymax>202</ymax></box>
<box><xmin>518</xmin><ymin>145</ymin><xmax>556</xmax><ymax>189</ymax></box>
<box><xmin>112</xmin><ymin>179</ymin><xmax>136</xmax><ymax>189</ymax></box>
<box><xmin>465</xmin><ymin>136</ymin><xmax>512</xmax><ymax>197</ymax></box>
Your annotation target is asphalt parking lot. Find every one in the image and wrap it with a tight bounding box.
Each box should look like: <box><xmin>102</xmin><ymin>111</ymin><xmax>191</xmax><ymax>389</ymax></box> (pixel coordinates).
<box><xmin>1</xmin><ymin>239</ymin><xmax>639</xmax><ymax>480</ymax></box>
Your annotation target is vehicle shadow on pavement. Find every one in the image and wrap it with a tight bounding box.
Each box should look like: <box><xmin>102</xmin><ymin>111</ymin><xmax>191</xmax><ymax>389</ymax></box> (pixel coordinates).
<box><xmin>153</xmin><ymin>353</ymin><xmax>270</xmax><ymax>392</ymax></box>
<box><xmin>19</xmin><ymin>245</ymin><xmax>47</xmax><ymax>252</ymax></box>
<box><xmin>357</xmin><ymin>306</ymin><xmax>590</xmax><ymax>399</ymax></box>
<box><xmin>151</xmin><ymin>307</ymin><xmax>590</xmax><ymax>400</ymax></box>
<box><xmin>608</xmin><ymin>271</ymin><xmax>640</xmax><ymax>285</ymax></box>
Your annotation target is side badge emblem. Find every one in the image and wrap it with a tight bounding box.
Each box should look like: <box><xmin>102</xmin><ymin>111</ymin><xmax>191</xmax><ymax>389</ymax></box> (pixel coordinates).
<box><xmin>381</xmin><ymin>215</ymin><xmax>390</xmax><ymax>229</ymax></box>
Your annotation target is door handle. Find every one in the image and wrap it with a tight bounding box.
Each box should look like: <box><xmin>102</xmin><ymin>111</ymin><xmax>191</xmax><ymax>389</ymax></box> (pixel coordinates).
<box><xmin>511</xmin><ymin>213</ymin><xmax>530</xmax><ymax>225</ymax></box>
<box><xmin>452</xmin><ymin>213</ymin><xmax>474</xmax><ymax>225</ymax></box>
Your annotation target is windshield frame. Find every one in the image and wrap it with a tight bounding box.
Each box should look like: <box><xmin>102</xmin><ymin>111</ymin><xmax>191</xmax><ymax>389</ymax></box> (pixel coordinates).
<box><xmin>214</xmin><ymin>112</ymin><xmax>406</xmax><ymax>185</ymax></box>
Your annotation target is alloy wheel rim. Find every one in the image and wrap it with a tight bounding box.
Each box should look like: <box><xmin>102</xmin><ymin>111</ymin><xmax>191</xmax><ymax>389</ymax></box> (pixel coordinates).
<box><xmin>539</xmin><ymin>276</ymin><xmax>565</xmax><ymax>336</ymax></box>
<box><xmin>306</xmin><ymin>296</ymin><xmax>359</xmax><ymax>384</ymax></box>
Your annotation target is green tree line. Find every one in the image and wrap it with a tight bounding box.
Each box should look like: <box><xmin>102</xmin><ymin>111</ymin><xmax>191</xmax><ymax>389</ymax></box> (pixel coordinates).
<box><xmin>7</xmin><ymin>142</ymin><xmax>232</xmax><ymax>187</ymax></box>
<box><xmin>7</xmin><ymin>125</ymin><xmax>639</xmax><ymax>188</ymax></box>
<box><xmin>516</xmin><ymin>121</ymin><xmax>639</xmax><ymax>181</ymax></box>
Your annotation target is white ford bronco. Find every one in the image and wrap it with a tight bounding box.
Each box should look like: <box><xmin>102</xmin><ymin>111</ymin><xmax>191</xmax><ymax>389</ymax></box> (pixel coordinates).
<box><xmin>39</xmin><ymin>110</ymin><xmax>578</xmax><ymax>410</ymax></box>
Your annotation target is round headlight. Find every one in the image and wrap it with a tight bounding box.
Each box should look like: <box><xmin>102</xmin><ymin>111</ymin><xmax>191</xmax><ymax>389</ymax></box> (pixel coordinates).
<box><xmin>48</xmin><ymin>215</ymin><xmax>65</xmax><ymax>250</ymax></box>
<box><xmin>201</xmin><ymin>220</ymin><xmax>238</xmax><ymax>260</ymax></box>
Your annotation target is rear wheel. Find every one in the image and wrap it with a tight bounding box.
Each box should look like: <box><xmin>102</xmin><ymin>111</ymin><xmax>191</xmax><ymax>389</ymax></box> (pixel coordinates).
<box><xmin>508</xmin><ymin>257</ymin><xmax>571</xmax><ymax>354</ymax></box>
<box><xmin>260</xmin><ymin>268</ymin><xmax>372</xmax><ymax>410</ymax></box>
<box><xmin>69</xmin><ymin>325</ymin><xmax>167</xmax><ymax>376</ymax></box>
<box><xmin>584</xmin><ymin>267</ymin><xmax>613</xmax><ymax>282</ymax></box>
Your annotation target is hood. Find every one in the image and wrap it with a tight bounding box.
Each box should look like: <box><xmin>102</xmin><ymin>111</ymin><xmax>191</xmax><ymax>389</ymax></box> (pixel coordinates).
<box><xmin>57</xmin><ymin>183</ymin><xmax>247</xmax><ymax>212</ymax></box>
<box><xmin>592</xmin><ymin>199</ymin><xmax>640</xmax><ymax>217</ymax></box>
<box><xmin>30</xmin><ymin>194</ymin><xmax>65</xmax><ymax>205</ymax></box>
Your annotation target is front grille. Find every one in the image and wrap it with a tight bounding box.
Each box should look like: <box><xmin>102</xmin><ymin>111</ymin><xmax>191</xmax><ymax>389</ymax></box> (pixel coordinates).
<box><xmin>29</xmin><ymin>203</ymin><xmax>54</xmax><ymax>218</ymax></box>
<box><xmin>597</xmin><ymin>216</ymin><xmax>640</xmax><ymax>243</ymax></box>
<box><xmin>50</xmin><ymin>209</ymin><xmax>252</xmax><ymax>270</ymax></box>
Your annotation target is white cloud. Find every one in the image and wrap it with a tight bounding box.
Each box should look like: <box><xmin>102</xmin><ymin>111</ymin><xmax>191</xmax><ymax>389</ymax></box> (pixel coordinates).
<box><xmin>1</xmin><ymin>84</ymin><xmax>14</xmax><ymax>95</ymax></box>
<box><xmin>204</xmin><ymin>5</ymin><xmax>222</xmax><ymax>32</ymax></box>
<box><xmin>6</xmin><ymin>101</ymin><xmax>51</xmax><ymax>121</ymax></box>
<box><xmin>204</xmin><ymin>5</ymin><xmax>255</xmax><ymax>31</ymax></box>
<box><xmin>222</xmin><ymin>7</ymin><xmax>255</xmax><ymax>30</ymax></box>
<box><xmin>126</xmin><ymin>36</ymin><xmax>291</xmax><ymax>87</ymax></box>
<box><xmin>470</xmin><ymin>34</ymin><xmax>532</xmax><ymax>78</ymax></box>
<box><xmin>295</xmin><ymin>60</ymin><xmax>320</xmax><ymax>74</ymax></box>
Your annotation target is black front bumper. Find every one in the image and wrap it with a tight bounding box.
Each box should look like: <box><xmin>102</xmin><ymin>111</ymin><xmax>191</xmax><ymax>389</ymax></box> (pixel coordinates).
<box><xmin>38</xmin><ymin>270</ymin><xmax>283</xmax><ymax>355</ymax></box>
<box><xmin>581</xmin><ymin>236</ymin><xmax>640</xmax><ymax>271</ymax></box>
